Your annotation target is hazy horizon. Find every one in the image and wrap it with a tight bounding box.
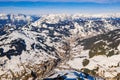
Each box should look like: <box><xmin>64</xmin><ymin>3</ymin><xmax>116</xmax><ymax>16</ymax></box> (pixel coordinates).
<box><xmin>0</xmin><ymin>0</ymin><xmax>120</xmax><ymax>15</ymax></box>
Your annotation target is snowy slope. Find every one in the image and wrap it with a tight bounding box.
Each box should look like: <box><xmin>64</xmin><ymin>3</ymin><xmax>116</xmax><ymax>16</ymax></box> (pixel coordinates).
<box><xmin>44</xmin><ymin>70</ymin><xmax>104</xmax><ymax>80</ymax></box>
<box><xmin>0</xmin><ymin>14</ymin><xmax>40</xmax><ymax>36</ymax></box>
<box><xmin>57</xmin><ymin>29</ymin><xmax>120</xmax><ymax>79</ymax></box>
<box><xmin>0</xmin><ymin>13</ymin><xmax>120</xmax><ymax>80</ymax></box>
<box><xmin>31</xmin><ymin>14</ymin><xmax>120</xmax><ymax>39</ymax></box>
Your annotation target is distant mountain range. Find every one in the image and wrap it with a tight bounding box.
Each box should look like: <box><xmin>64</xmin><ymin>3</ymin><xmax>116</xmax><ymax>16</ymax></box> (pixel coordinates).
<box><xmin>0</xmin><ymin>13</ymin><xmax>120</xmax><ymax>80</ymax></box>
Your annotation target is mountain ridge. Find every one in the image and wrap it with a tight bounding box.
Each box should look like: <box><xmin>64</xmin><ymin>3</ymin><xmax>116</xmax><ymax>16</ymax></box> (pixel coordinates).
<box><xmin>0</xmin><ymin>13</ymin><xmax>120</xmax><ymax>79</ymax></box>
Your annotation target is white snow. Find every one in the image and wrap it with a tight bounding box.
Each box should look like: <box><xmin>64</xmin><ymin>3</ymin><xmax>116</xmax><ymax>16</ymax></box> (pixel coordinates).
<box><xmin>117</xmin><ymin>44</ymin><xmax>120</xmax><ymax>51</ymax></box>
<box><xmin>0</xmin><ymin>13</ymin><xmax>120</xmax><ymax>79</ymax></box>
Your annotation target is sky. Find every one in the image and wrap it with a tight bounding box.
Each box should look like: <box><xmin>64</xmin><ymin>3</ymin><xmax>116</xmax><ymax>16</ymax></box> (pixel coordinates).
<box><xmin>0</xmin><ymin>0</ymin><xmax>120</xmax><ymax>15</ymax></box>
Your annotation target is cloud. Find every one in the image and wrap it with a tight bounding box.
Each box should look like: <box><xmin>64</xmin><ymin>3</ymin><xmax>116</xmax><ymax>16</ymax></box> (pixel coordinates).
<box><xmin>0</xmin><ymin>0</ymin><xmax>120</xmax><ymax>3</ymax></box>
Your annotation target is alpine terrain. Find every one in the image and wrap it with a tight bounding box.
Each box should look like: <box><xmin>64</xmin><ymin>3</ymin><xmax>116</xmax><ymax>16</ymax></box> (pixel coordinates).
<box><xmin>0</xmin><ymin>13</ymin><xmax>120</xmax><ymax>80</ymax></box>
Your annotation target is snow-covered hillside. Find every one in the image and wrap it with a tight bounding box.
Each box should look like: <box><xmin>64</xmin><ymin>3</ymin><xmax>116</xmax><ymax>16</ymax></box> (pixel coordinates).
<box><xmin>55</xmin><ymin>29</ymin><xmax>120</xmax><ymax>79</ymax></box>
<box><xmin>0</xmin><ymin>14</ymin><xmax>40</xmax><ymax>35</ymax></box>
<box><xmin>0</xmin><ymin>13</ymin><xmax>120</xmax><ymax>80</ymax></box>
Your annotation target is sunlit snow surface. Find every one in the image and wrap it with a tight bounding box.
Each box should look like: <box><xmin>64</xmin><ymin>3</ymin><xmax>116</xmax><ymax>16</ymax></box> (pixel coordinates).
<box><xmin>0</xmin><ymin>13</ymin><xmax>120</xmax><ymax>79</ymax></box>
<box><xmin>44</xmin><ymin>70</ymin><xmax>104</xmax><ymax>80</ymax></box>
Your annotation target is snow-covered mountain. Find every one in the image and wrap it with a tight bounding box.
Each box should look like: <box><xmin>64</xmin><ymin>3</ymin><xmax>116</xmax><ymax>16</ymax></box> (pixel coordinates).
<box><xmin>56</xmin><ymin>29</ymin><xmax>120</xmax><ymax>79</ymax></box>
<box><xmin>0</xmin><ymin>14</ymin><xmax>120</xmax><ymax>80</ymax></box>
<box><xmin>0</xmin><ymin>14</ymin><xmax>40</xmax><ymax>35</ymax></box>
